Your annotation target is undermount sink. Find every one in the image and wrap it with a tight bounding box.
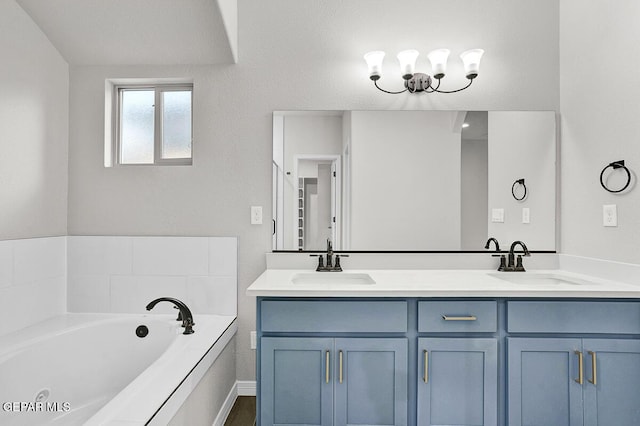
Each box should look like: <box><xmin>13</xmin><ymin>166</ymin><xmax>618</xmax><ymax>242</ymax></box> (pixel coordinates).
<box><xmin>291</xmin><ymin>273</ymin><xmax>376</xmax><ymax>285</ymax></box>
<box><xmin>488</xmin><ymin>272</ymin><xmax>596</xmax><ymax>286</ymax></box>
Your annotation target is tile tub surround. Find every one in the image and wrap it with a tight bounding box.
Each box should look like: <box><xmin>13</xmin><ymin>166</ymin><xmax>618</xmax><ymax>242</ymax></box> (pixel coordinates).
<box><xmin>68</xmin><ymin>236</ymin><xmax>238</xmax><ymax>316</ymax></box>
<box><xmin>0</xmin><ymin>237</ymin><xmax>67</xmax><ymax>336</ymax></box>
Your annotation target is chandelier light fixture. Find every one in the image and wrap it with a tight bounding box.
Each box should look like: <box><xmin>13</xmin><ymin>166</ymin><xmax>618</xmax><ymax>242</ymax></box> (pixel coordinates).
<box><xmin>364</xmin><ymin>48</ymin><xmax>484</xmax><ymax>94</ymax></box>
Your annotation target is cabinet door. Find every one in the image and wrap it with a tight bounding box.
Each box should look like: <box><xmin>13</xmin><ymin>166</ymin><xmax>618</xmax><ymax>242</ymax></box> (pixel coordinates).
<box><xmin>260</xmin><ymin>337</ymin><xmax>333</xmax><ymax>426</ymax></box>
<box><xmin>333</xmin><ymin>338</ymin><xmax>408</xmax><ymax>426</ymax></box>
<box><xmin>583</xmin><ymin>339</ymin><xmax>640</xmax><ymax>426</ymax></box>
<box><xmin>507</xmin><ymin>337</ymin><xmax>584</xmax><ymax>426</ymax></box>
<box><xmin>417</xmin><ymin>338</ymin><xmax>498</xmax><ymax>426</ymax></box>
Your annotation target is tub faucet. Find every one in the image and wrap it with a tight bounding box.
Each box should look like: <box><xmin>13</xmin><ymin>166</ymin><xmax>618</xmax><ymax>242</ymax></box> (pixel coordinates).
<box><xmin>505</xmin><ymin>241</ymin><xmax>531</xmax><ymax>272</ymax></box>
<box><xmin>146</xmin><ymin>297</ymin><xmax>195</xmax><ymax>334</ymax></box>
<box><xmin>484</xmin><ymin>237</ymin><xmax>506</xmax><ymax>271</ymax></box>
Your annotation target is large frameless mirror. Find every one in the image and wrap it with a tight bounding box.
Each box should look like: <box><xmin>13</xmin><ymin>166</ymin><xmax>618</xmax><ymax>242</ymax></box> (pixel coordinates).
<box><xmin>273</xmin><ymin>110</ymin><xmax>556</xmax><ymax>252</ymax></box>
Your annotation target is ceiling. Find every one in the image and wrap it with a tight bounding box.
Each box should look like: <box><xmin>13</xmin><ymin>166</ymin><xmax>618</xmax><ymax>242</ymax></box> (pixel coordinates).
<box><xmin>15</xmin><ymin>0</ymin><xmax>237</xmax><ymax>65</ymax></box>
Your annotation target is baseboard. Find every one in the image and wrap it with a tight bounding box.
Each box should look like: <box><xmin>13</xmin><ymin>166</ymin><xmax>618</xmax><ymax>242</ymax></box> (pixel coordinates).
<box><xmin>212</xmin><ymin>382</ymin><xmax>239</xmax><ymax>426</ymax></box>
<box><xmin>237</xmin><ymin>380</ymin><xmax>257</xmax><ymax>396</ymax></box>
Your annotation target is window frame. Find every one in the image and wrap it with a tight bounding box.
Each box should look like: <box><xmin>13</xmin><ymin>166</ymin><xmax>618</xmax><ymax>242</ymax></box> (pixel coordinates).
<box><xmin>113</xmin><ymin>83</ymin><xmax>193</xmax><ymax>166</ymax></box>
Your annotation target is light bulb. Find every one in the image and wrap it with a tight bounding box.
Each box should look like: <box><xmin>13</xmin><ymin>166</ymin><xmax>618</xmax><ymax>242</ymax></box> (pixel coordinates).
<box><xmin>397</xmin><ymin>50</ymin><xmax>419</xmax><ymax>80</ymax></box>
<box><xmin>427</xmin><ymin>49</ymin><xmax>450</xmax><ymax>79</ymax></box>
<box><xmin>364</xmin><ymin>51</ymin><xmax>385</xmax><ymax>81</ymax></box>
<box><xmin>460</xmin><ymin>49</ymin><xmax>484</xmax><ymax>80</ymax></box>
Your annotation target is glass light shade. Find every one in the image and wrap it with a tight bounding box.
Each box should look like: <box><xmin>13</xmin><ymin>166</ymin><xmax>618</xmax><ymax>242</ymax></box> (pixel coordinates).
<box><xmin>460</xmin><ymin>49</ymin><xmax>484</xmax><ymax>79</ymax></box>
<box><xmin>427</xmin><ymin>49</ymin><xmax>450</xmax><ymax>79</ymax></box>
<box><xmin>397</xmin><ymin>50</ymin><xmax>419</xmax><ymax>80</ymax></box>
<box><xmin>364</xmin><ymin>51</ymin><xmax>386</xmax><ymax>80</ymax></box>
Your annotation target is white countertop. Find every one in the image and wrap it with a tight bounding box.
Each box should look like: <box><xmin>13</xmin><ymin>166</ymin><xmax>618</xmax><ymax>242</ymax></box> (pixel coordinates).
<box><xmin>246</xmin><ymin>269</ymin><xmax>640</xmax><ymax>298</ymax></box>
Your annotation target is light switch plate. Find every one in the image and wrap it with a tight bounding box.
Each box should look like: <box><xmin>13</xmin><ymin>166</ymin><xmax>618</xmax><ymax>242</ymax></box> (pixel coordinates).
<box><xmin>491</xmin><ymin>208</ymin><xmax>505</xmax><ymax>223</ymax></box>
<box><xmin>603</xmin><ymin>204</ymin><xmax>617</xmax><ymax>227</ymax></box>
<box><xmin>251</xmin><ymin>206</ymin><xmax>263</xmax><ymax>225</ymax></box>
<box><xmin>522</xmin><ymin>208</ymin><xmax>530</xmax><ymax>224</ymax></box>
<box><xmin>250</xmin><ymin>331</ymin><xmax>257</xmax><ymax>349</ymax></box>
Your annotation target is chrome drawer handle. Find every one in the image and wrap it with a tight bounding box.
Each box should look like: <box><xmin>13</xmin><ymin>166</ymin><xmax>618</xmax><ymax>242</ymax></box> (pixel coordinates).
<box><xmin>442</xmin><ymin>315</ymin><xmax>477</xmax><ymax>321</ymax></box>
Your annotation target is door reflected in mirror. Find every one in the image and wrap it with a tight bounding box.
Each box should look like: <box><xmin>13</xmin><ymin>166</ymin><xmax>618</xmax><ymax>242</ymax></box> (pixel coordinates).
<box><xmin>272</xmin><ymin>110</ymin><xmax>556</xmax><ymax>252</ymax></box>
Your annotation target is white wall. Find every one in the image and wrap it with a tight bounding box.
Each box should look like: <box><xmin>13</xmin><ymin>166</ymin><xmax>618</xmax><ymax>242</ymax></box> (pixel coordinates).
<box><xmin>0</xmin><ymin>0</ymin><xmax>68</xmax><ymax>239</ymax></box>
<box><xmin>560</xmin><ymin>0</ymin><xmax>640</xmax><ymax>263</ymax></box>
<box><xmin>67</xmin><ymin>0</ymin><xmax>560</xmax><ymax>381</ymax></box>
<box><xmin>349</xmin><ymin>110</ymin><xmax>462</xmax><ymax>250</ymax></box>
<box><xmin>0</xmin><ymin>0</ymin><xmax>68</xmax><ymax>335</ymax></box>
<box><xmin>487</xmin><ymin>111</ymin><xmax>556</xmax><ymax>250</ymax></box>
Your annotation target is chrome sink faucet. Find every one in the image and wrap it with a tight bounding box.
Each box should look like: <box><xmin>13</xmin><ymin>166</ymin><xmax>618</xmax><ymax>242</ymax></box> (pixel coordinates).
<box><xmin>311</xmin><ymin>239</ymin><xmax>348</xmax><ymax>272</ymax></box>
<box><xmin>505</xmin><ymin>240</ymin><xmax>531</xmax><ymax>272</ymax></box>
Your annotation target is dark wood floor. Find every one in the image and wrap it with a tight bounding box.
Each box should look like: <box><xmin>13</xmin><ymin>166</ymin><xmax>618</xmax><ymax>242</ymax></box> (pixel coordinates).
<box><xmin>224</xmin><ymin>396</ymin><xmax>256</xmax><ymax>426</ymax></box>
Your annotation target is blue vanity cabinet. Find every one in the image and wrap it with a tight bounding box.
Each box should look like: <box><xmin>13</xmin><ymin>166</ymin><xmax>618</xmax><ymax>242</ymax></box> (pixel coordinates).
<box><xmin>507</xmin><ymin>337</ymin><xmax>585</xmax><ymax>426</ymax></box>
<box><xmin>582</xmin><ymin>339</ymin><xmax>640</xmax><ymax>426</ymax></box>
<box><xmin>258</xmin><ymin>299</ymin><xmax>409</xmax><ymax>426</ymax></box>
<box><xmin>416</xmin><ymin>301</ymin><xmax>499</xmax><ymax>426</ymax></box>
<box><xmin>417</xmin><ymin>338</ymin><xmax>498</xmax><ymax>426</ymax></box>
<box><xmin>507</xmin><ymin>301</ymin><xmax>640</xmax><ymax>426</ymax></box>
<box><xmin>260</xmin><ymin>337</ymin><xmax>334</xmax><ymax>426</ymax></box>
<box><xmin>333</xmin><ymin>338</ymin><xmax>408</xmax><ymax>426</ymax></box>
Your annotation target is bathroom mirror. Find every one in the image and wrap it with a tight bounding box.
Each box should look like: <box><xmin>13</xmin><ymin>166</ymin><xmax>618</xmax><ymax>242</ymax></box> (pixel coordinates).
<box><xmin>272</xmin><ymin>110</ymin><xmax>556</xmax><ymax>252</ymax></box>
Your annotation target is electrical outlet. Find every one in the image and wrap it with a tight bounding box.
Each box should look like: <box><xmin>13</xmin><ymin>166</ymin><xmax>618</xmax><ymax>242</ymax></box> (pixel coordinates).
<box><xmin>522</xmin><ymin>208</ymin><xmax>530</xmax><ymax>224</ymax></box>
<box><xmin>250</xmin><ymin>331</ymin><xmax>257</xmax><ymax>349</ymax></box>
<box><xmin>603</xmin><ymin>204</ymin><xmax>617</xmax><ymax>227</ymax></box>
<box><xmin>251</xmin><ymin>206</ymin><xmax>263</xmax><ymax>225</ymax></box>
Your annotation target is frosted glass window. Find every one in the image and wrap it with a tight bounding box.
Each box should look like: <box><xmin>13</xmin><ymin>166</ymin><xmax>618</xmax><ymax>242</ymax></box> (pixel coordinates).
<box><xmin>120</xmin><ymin>90</ymin><xmax>155</xmax><ymax>164</ymax></box>
<box><xmin>114</xmin><ymin>83</ymin><xmax>193</xmax><ymax>166</ymax></box>
<box><xmin>162</xmin><ymin>91</ymin><xmax>192</xmax><ymax>159</ymax></box>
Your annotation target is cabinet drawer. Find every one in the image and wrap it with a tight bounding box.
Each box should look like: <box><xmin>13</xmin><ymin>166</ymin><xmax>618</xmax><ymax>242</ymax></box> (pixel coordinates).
<box><xmin>507</xmin><ymin>301</ymin><xmax>640</xmax><ymax>334</ymax></box>
<box><xmin>418</xmin><ymin>301</ymin><xmax>497</xmax><ymax>333</ymax></box>
<box><xmin>261</xmin><ymin>300</ymin><xmax>408</xmax><ymax>333</ymax></box>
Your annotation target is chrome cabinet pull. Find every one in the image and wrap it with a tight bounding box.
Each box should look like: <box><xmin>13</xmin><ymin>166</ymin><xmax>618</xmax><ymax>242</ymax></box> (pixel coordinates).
<box><xmin>588</xmin><ymin>351</ymin><xmax>597</xmax><ymax>386</ymax></box>
<box><xmin>325</xmin><ymin>350</ymin><xmax>330</xmax><ymax>384</ymax></box>
<box><xmin>575</xmin><ymin>350</ymin><xmax>584</xmax><ymax>385</ymax></box>
<box><xmin>423</xmin><ymin>350</ymin><xmax>429</xmax><ymax>383</ymax></box>
<box><xmin>339</xmin><ymin>350</ymin><xmax>343</xmax><ymax>384</ymax></box>
<box><xmin>442</xmin><ymin>315</ymin><xmax>477</xmax><ymax>321</ymax></box>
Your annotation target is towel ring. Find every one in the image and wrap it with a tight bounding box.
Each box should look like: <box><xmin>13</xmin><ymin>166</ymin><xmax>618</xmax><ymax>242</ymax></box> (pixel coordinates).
<box><xmin>511</xmin><ymin>178</ymin><xmax>527</xmax><ymax>201</ymax></box>
<box><xmin>600</xmin><ymin>160</ymin><xmax>631</xmax><ymax>193</ymax></box>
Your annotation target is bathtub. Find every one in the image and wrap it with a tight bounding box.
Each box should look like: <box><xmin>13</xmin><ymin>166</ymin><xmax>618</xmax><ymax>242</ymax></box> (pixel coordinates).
<box><xmin>0</xmin><ymin>313</ymin><xmax>237</xmax><ymax>425</ymax></box>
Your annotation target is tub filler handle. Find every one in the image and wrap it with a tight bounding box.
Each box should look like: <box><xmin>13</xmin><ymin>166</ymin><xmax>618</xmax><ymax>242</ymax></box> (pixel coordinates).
<box><xmin>146</xmin><ymin>297</ymin><xmax>195</xmax><ymax>335</ymax></box>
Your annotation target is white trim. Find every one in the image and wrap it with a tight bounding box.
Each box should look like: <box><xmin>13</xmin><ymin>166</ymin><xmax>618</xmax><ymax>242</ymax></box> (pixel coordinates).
<box><xmin>237</xmin><ymin>380</ymin><xmax>257</xmax><ymax>396</ymax></box>
<box><xmin>212</xmin><ymin>382</ymin><xmax>239</xmax><ymax>426</ymax></box>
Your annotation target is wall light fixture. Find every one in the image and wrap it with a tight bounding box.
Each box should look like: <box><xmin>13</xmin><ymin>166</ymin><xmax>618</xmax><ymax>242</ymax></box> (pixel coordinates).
<box><xmin>364</xmin><ymin>48</ymin><xmax>484</xmax><ymax>94</ymax></box>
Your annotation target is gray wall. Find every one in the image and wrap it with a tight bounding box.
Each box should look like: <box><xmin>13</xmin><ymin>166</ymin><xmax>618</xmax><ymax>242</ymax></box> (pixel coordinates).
<box><xmin>68</xmin><ymin>0</ymin><xmax>560</xmax><ymax>381</ymax></box>
<box><xmin>0</xmin><ymin>0</ymin><xmax>68</xmax><ymax>239</ymax></box>
<box><xmin>560</xmin><ymin>0</ymin><xmax>640</xmax><ymax>263</ymax></box>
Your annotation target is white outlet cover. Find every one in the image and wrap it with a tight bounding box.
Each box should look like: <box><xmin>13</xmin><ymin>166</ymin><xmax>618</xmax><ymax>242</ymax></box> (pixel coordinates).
<box><xmin>522</xmin><ymin>208</ymin><xmax>530</xmax><ymax>224</ymax></box>
<box><xmin>491</xmin><ymin>208</ymin><xmax>505</xmax><ymax>223</ymax></box>
<box><xmin>251</xmin><ymin>206</ymin><xmax>263</xmax><ymax>225</ymax></box>
<box><xmin>603</xmin><ymin>204</ymin><xmax>617</xmax><ymax>227</ymax></box>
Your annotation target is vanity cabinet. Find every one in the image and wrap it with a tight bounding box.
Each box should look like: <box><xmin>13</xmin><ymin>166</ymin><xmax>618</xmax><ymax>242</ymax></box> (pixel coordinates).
<box><xmin>418</xmin><ymin>338</ymin><xmax>498</xmax><ymax>426</ymax></box>
<box><xmin>507</xmin><ymin>301</ymin><xmax>640</xmax><ymax>426</ymax></box>
<box><xmin>258</xmin><ymin>298</ymin><xmax>640</xmax><ymax>426</ymax></box>
<box><xmin>260</xmin><ymin>337</ymin><xmax>408</xmax><ymax>426</ymax></box>
<box><xmin>259</xmin><ymin>300</ymin><xmax>409</xmax><ymax>426</ymax></box>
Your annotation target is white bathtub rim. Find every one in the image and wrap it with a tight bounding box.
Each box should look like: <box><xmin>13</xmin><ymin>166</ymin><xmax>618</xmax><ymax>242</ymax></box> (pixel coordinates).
<box><xmin>85</xmin><ymin>314</ymin><xmax>237</xmax><ymax>425</ymax></box>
